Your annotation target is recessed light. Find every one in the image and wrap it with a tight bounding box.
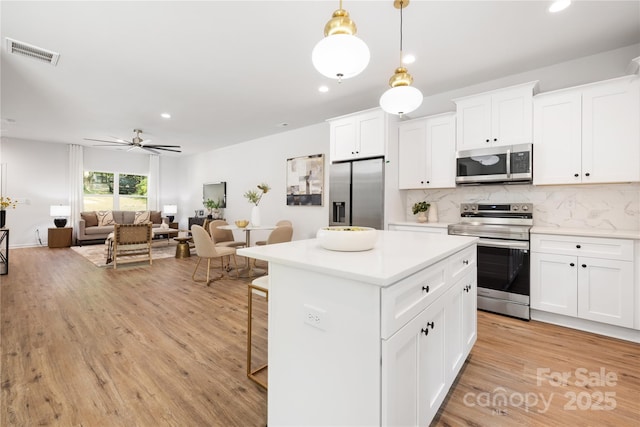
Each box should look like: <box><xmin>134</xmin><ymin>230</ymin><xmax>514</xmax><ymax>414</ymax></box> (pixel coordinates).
<box><xmin>161</xmin><ymin>113</ymin><xmax>171</xmax><ymax>119</ymax></box>
<box><xmin>277</xmin><ymin>122</ymin><xmax>289</xmax><ymax>127</ymax></box>
<box><xmin>549</xmin><ymin>0</ymin><xmax>571</xmax><ymax>13</ymax></box>
<box><xmin>402</xmin><ymin>54</ymin><xmax>416</xmax><ymax>65</ymax></box>
<box><xmin>318</xmin><ymin>85</ymin><xmax>329</xmax><ymax>93</ymax></box>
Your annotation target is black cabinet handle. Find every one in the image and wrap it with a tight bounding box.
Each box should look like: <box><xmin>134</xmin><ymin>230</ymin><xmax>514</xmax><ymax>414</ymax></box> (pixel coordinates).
<box><xmin>421</xmin><ymin>321</ymin><xmax>435</xmax><ymax>336</ymax></box>
<box><xmin>493</xmin><ymin>138</ymin><xmax>497</xmax><ymax>142</ymax></box>
<box><xmin>422</xmin><ymin>285</ymin><xmax>430</xmax><ymax>293</ymax></box>
<box><xmin>463</xmin><ymin>260</ymin><xmax>469</xmax><ymax>265</ymax></box>
<box><xmin>574</xmin><ymin>173</ymin><xmax>579</xmax><ymax>177</ymax></box>
<box><xmin>582</xmin><ymin>264</ymin><xmax>587</xmax><ymax>268</ymax></box>
<box><xmin>576</xmin><ymin>245</ymin><xmax>581</xmax><ymax>249</ymax></box>
<box><xmin>463</xmin><ymin>284</ymin><xmax>471</xmax><ymax>292</ymax></box>
<box><xmin>420</xmin><ymin>181</ymin><xmax>424</xmax><ymax>184</ymax></box>
<box><xmin>486</xmin><ymin>139</ymin><xmax>490</xmax><ymax>142</ymax></box>
<box><xmin>585</xmin><ymin>172</ymin><xmax>590</xmax><ymax>177</ymax></box>
<box><xmin>426</xmin><ymin>181</ymin><xmax>430</xmax><ymax>184</ymax></box>
<box><xmin>570</xmin><ymin>262</ymin><xmax>575</xmax><ymax>267</ymax></box>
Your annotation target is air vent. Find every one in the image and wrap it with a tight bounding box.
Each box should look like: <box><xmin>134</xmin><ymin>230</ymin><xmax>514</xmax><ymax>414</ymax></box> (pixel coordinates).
<box><xmin>5</xmin><ymin>37</ymin><xmax>59</xmax><ymax>66</ymax></box>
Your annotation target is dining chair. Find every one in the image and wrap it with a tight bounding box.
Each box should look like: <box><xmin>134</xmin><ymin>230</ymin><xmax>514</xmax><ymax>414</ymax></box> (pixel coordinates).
<box><xmin>209</xmin><ymin>220</ymin><xmax>246</xmax><ymax>248</ymax></box>
<box><xmin>247</xmin><ymin>274</ymin><xmax>269</xmax><ymax>389</ymax></box>
<box><xmin>255</xmin><ymin>220</ymin><xmax>292</xmax><ymax>246</ymax></box>
<box><xmin>250</xmin><ymin>225</ymin><xmax>293</xmax><ymax>273</ymax></box>
<box><xmin>191</xmin><ymin>225</ymin><xmax>238</xmax><ymax>285</ymax></box>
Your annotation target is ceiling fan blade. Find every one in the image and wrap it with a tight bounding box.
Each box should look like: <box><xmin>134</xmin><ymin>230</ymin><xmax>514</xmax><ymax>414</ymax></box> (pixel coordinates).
<box><xmin>84</xmin><ymin>138</ymin><xmax>131</xmax><ymax>145</ymax></box>
<box><xmin>154</xmin><ymin>147</ymin><xmax>182</xmax><ymax>153</ymax></box>
<box><xmin>144</xmin><ymin>144</ymin><xmax>182</xmax><ymax>148</ymax></box>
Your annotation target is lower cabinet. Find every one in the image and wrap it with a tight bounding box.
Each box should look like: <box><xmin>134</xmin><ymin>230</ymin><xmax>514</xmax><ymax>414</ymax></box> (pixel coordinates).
<box><xmin>382</xmin><ymin>271</ymin><xmax>477</xmax><ymax>426</ymax></box>
<box><xmin>531</xmin><ymin>234</ymin><xmax>635</xmax><ymax>328</ymax></box>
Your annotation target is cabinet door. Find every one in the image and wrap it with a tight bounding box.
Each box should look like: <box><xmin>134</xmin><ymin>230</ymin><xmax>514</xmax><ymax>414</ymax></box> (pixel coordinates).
<box><xmin>491</xmin><ymin>85</ymin><xmax>534</xmax><ymax>146</ymax></box>
<box><xmin>382</xmin><ymin>296</ymin><xmax>447</xmax><ymax>427</ymax></box>
<box><xmin>455</xmin><ymin>95</ymin><xmax>491</xmax><ymax>151</ymax></box>
<box><xmin>530</xmin><ymin>252</ymin><xmax>578</xmax><ymax>316</ymax></box>
<box><xmin>425</xmin><ymin>114</ymin><xmax>456</xmax><ymax>188</ymax></box>
<box><xmin>330</xmin><ymin>118</ymin><xmax>357</xmax><ymax>162</ymax></box>
<box><xmin>357</xmin><ymin>109</ymin><xmax>386</xmax><ymax>159</ymax></box>
<box><xmin>577</xmin><ymin>257</ymin><xmax>634</xmax><ymax>328</ymax></box>
<box><xmin>582</xmin><ymin>78</ymin><xmax>640</xmax><ymax>184</ymax></box>
<box><xmin>398</xmin><ymin>119</ymin><xmax>428</xmax><ymax>189</ymax></box>
<box><xmin>444</xmin><ymin>272</ymin><xmax>476</xmax><ymax>382</ymax></box>
<box><xmin>533</xmin><ymin>91</ymin><xmax>582</xmax><ymax>185</ymax></box>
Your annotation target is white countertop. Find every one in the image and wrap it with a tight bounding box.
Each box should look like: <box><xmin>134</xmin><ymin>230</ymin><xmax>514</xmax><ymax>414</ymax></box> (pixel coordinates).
<box><xmin>388</xmin><ymin>221</ymin><xmax>451</xmax><ymax>229</ymax></box>
<box><xmin>238</xmin><ymin>231</ymin><xmax>477</xmax><ymax>287</ymax></box>
<box><xmin>531</xmin><ymin>226</ymin><xmax>640</xmax><ymax>240</ymax></box>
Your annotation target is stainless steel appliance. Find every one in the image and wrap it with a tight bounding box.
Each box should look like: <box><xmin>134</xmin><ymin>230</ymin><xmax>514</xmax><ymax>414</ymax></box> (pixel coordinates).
<box><xmin>448</xmin><ymin>203</ymin><xmax>532</xmax><ymax>320</ymax></box>
<box><xmin>329</xmin><ymin>157</ymin><xmax>384</xmax><ymax>230</ymax></box>
<box><xmin>456</xmin><ymin>143</ymin><xmax>532</xmax><ymax>185</ymax></box>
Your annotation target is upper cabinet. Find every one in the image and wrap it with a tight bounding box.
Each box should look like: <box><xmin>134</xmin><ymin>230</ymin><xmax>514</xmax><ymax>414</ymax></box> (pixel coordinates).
<box><xmin>533</xmin><ymin>76</ymin><xmax>640</xmax><ymax>185</ymax></box>
<box><xmin>453</xmin><ymin>81</ymin><xmax>538</xmax><ymax>151</ymax></box>
<box><xmin>329</xmin><ymin>108</ymin><xmax>387</xmax><ymax>162</ymax></box>
<box><xmin>398</xmin><ymin>112</ymin><xmax>456</xmax><ymax>190</ymax></box>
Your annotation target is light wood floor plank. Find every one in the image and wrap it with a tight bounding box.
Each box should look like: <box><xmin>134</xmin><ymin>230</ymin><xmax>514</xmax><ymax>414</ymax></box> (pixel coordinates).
<box><xmin>2</xmin><ymin>247</ymin><xmax>639</xmax><ymax>426</ymax></box>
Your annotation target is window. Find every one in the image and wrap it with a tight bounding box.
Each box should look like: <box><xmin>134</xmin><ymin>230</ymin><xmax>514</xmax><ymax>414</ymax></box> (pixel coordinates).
<box><xmin>83</xmin><ymin>171</ymin><xmax>148</xmax><ymax>211</ymax></box>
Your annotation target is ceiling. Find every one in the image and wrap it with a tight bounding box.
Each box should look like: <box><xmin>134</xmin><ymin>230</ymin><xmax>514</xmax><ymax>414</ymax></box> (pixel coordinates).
<box><xmin>1</xmin><ymin>1</ymin><xmax>639</xmax><ymax>156</ymax></box>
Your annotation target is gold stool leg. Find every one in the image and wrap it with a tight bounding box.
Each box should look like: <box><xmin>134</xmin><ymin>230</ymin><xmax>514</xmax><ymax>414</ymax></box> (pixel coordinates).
<box><xmin>247</xmin><ymin>283</ymin><xmax>268</xmax><ymax>389</ymax></box>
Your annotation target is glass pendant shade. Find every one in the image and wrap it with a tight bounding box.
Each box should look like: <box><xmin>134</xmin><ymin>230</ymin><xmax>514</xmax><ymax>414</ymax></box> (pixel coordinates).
<box><xmin>380</xmin><ymin>85</ymin><xmax>423</xmax><ymax>116</ymax></box>
<box><xmin>312</xmin><ymin>34</ymin><xmax>370</xmax><ymax>80</ymax></box>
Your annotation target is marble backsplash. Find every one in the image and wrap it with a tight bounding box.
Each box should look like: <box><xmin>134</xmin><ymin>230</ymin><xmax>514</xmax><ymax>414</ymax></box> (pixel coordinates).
<box><xmin>405</xmin><ymin>183</ymin><xmax>640</xmax><ymax>231</ymax></box>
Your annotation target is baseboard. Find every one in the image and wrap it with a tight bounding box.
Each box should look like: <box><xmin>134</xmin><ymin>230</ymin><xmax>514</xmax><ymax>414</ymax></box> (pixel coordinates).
<box><xmin>531</xmin><ymin>309</ymin><xmax>640</xmax><ymax>343</ymax></box>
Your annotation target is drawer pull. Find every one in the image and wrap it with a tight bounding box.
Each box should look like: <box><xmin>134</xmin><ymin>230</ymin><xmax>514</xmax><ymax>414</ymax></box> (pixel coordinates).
<box><xmin>576</xmin><ymin>244</ymin><xmax>581</xmax><ymax>249</ymax></box>
<box><xmin>570</xmin><ymin>262</ymin><xmax>575</xmax><ymax>267</ymax></box>
<box><xmin>582</xmin><ymin>264</ymin><xmax>587</xmax><ymax>268</ymax></box>
<box><xmin>462</xmin><ymin>259</ymin><xmax>469</xmax><ymax>265</ymax></box>
<box><xmin>422</xmin><ymin>285</ymin><xmax>430</xmax><ymax>293</ymax></box>
<box><xmin>463</xmin><ymin>284</ymin><xmax>470</xmax><ymax>292</ymax></box>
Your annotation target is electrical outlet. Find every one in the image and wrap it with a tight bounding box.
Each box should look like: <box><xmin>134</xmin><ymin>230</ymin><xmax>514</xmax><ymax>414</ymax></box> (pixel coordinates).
<box><xmin>303</xmin><ymin>304</ymin><xmax>326</xmax><ymax>331</ymax></box>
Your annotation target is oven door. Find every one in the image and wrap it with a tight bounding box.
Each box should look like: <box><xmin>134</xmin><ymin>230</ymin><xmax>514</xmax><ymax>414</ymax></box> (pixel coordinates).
<box><xmin>476</xmin><ymin>238</ymin><xmax>530</xmax><ymax>304</ymax></box>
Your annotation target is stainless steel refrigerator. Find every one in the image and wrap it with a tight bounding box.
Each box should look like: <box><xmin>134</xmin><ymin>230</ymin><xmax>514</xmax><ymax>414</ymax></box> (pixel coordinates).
<box><xmin>329</xmin><ymin>157</ymin><xmax>384</xmax><ymax>230</ymax></box>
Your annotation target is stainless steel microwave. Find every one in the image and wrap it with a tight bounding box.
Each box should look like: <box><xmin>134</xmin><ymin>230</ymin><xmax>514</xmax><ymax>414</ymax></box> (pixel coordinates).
<box><xmin>456</xmin><ymin>143</ymin><xmax>532</xmax><ymax>185</ymax></box>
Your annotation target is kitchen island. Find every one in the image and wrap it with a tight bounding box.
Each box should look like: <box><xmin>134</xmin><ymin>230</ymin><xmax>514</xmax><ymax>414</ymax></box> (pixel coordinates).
<box><xmin>238</xmin><ymin>231</ymin><xmax>478</xmax><ymax>426</ymax></box>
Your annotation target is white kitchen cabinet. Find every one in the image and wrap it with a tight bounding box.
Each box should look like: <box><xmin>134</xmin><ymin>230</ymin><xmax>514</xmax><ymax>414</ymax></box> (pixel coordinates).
<box><xmin>531</xmin><ymin>234</ymin><xmax>635</xmax><ymax>328</ymax></box>
<box><xmin>329</xmin><ymin>108</ymin><xmax>386</xmax><ymax>162</ymax></box>
<box><xmin>398</xmin><ymin>112</ymin><xmax>456</xmax><ymax>189</ymax></box>
<box><xmin>445</xmin><ymin>271</ymin><xmax>477</xmax><ymax>381</ymax></box>
<box><xmin>533</xmin><ymin>75</ymin><xmax>640</xmax><ymax>185</ymax></box>
<box><xmin>454</xmin><ymin>81</ymin><xmax>537</xmax><ymax>151</ymax></box>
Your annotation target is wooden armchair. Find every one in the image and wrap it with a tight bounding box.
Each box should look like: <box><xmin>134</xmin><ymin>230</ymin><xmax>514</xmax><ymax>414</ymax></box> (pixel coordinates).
<box><xmin>112</xmin><ymin>223</ymin><xmax>153</xmax><ymax>269</ymax></box>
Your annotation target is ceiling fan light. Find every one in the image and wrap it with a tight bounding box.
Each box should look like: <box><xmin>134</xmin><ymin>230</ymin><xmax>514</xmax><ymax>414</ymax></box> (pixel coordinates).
<box><xmin>379</xmin><ymin>85</ymin><xmax>423</xmax><ymax>116</ymax></box>
<box><xmin>312</xmin><ymin>34</ymin><xmax>370</xmax><ymax>80</ymax></box>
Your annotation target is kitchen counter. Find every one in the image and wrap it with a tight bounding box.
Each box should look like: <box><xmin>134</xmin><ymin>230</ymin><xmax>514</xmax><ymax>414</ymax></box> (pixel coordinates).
<box><xmin>531</xmin><ymin>226</ymin><xmax>640</xmax><ymax>240</ymax></box>
<box><xmin>238</xmin><ymin>230</ymin><xmax>477</xmax><ymax>286</ymax></box>
<box><xmin>237</xmin><ymin>231</ymin><xmax>478</xmax><ymax>426</ymax></box>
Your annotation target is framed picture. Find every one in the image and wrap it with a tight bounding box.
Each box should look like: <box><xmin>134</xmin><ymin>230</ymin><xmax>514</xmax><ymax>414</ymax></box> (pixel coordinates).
<box><xmin>286</xmin><ymin>154</ymin><xmax>323</xmax><ymax>206</ymax></box>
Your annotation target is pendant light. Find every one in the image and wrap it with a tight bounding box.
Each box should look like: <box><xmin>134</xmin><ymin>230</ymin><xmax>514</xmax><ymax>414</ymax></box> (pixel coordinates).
<box><xmin>312</xmin><ymin>0</ymin><xmax>370</xmax><ymax>82</ymax></box>
<box><xmin>379</xmin><ymin>0</ymin><xmax>423</xmax><ymax>116</ymax></box>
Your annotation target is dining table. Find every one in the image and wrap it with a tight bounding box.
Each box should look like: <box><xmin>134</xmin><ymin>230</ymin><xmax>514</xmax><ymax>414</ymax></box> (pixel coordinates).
<box><xmin>217</xmin><ymin>224</ymin><xmax>275</xmax><ymax>277</ymax></box>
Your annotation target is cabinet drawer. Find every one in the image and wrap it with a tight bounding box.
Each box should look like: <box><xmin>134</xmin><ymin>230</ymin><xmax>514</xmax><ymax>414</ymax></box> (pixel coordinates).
<box><xmin>381</xmin><ymin>260</ymin><xmax>448</xmax><ymax>339</ymax></box>
<box><xmin>449</xmin><ymin>245</ymin><xmax>477</xmax><ymax>282</ymax></box>
<box><xmin>531</xmin><ymin>234</ymin><xmax>633</xmax><ymax>261</ymax></box>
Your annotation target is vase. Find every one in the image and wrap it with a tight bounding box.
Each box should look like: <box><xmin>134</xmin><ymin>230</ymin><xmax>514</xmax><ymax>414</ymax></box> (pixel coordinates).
<box><xmin>0</xmin><ymin>210</ymin><xmax>5</xmax><ymax>228</ymax></box>
<box><xmin>251</xmin><ymin>206</ymin><xmax>261</xmax><ymax>227</ymax></box>
<box><xmin>428</xmin><ymin>203</ymin><xmax>438</xmax><ymax>223</ymax></box>
<box><xmin>417</xmin><ymin>211</ymin><xmax>427</xmax><ymax>223</ymax></box>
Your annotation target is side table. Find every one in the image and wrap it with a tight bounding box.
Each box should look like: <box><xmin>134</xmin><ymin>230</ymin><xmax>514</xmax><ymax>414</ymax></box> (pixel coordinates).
<box><xmin>174</xmin><ymin>236</ymin><xmax>193</xmax><ymax>258</ymax></box>
<box><xmin>0</xmin><ymin>229</ymin><xmax>8</xmax><ymax>275</ymax></box>
<box><xmin>48</xmin><ymin>227</ymin><xmax>72</xmax><ymax>248</ymax></box>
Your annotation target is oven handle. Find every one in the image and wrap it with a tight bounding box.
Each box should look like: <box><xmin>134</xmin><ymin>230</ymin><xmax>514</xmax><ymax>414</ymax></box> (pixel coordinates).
<box><xmin>477</xmin><ymin>238</ymin><xmax>529</xmax><ymax>250</ymax></box>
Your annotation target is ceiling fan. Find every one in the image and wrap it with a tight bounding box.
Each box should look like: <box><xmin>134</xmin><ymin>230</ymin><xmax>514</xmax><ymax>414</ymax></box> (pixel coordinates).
<box><xmin>84</xmin><ymin>129</ymin><xmax>182</xmax><ymax>154</ymax></box>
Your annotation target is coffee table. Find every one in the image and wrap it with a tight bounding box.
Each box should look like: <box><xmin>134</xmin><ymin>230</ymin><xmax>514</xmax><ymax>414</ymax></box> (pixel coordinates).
<box><xmin>152</xmin><ymin>228</ymin><xmax>179</xmax><ymax>242</ymax></box>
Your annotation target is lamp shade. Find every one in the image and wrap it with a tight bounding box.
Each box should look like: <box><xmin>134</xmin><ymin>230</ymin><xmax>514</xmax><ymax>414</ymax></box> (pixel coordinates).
<box><xmin>379</xmin><ymin>85</ymin><xmax>424</xmax><ymax>116</ymax></box>
<box><xmin>50</xmin><ymin>205</ymin><xmax>71</xmax><ymax>217</ymax></box>
<box><xmin>163</xmin><ymin>205</ymin><xmax>178</xmax><ymax>215</ymax></box>
<box><xmin>312</xmin><ymin>34</ymin><xmax>370</xmax><ymax>80</ymax></box>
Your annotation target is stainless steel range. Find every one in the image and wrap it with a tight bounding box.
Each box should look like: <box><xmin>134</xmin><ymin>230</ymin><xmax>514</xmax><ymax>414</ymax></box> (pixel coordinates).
<box><xmin>448</xmin><ymin>203</ymin><xmax>532</xmax><ymax>320</ymax></box>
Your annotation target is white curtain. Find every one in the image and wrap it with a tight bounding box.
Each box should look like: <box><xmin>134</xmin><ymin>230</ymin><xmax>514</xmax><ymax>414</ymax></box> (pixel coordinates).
<box><xmin>148</xmin><ymin>154</ymin><xmax>160</xmax><ymax>211</ymax></box>
<box><xmin>68</xmin><ymin>144</ymin><xmax>84</xmax><ymax>243</ymax></box>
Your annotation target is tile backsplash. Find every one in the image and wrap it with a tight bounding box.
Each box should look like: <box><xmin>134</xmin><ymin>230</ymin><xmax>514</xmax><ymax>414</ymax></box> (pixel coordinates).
<box><xmin>406</xmin><ymin>183</ymin><xmax>640</xmax><ymax>231</ymax></box>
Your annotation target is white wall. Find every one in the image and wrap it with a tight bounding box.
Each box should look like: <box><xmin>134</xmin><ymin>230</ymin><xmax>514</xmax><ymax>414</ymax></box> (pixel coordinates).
<box><xmin>177</xmin><ymin>122</ymin><xmax>330</xmax><ymax>244</ymax></box>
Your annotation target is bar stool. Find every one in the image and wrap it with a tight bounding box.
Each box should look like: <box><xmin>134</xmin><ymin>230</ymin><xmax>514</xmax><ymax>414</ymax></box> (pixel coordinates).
<box><xmin>247</xmin><ymin>275</ymin><xmax>269</xmax><ymax>389</ymax></box>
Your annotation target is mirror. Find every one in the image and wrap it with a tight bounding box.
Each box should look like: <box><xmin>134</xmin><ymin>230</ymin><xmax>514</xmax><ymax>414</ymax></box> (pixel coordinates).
<box><xmin>203</xmin><ymin>182</ymin><xmax>227</xmax><ymax>208</ymax></box>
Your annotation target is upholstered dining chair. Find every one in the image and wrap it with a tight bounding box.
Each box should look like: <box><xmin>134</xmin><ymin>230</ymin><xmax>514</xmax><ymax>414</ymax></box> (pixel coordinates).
<box><xmin>112</xmin><ymin>223</ymin><xmax>153</xmax><ymax>269</ymax></box>
<box><xmin>191</xmin><ymin>225</ymin><xmax>238</xmax><ymax>285</ymax></box>
<box><xmin>250</xmin><ymin>225</ymin><xmax>293</xmax><ymax>273</ymax></box>
<box><xmin>255</xmin><ymin>220</ymin><xmax>292</xmax><ymax>246</ymax></box>
<box><xmin>209</xmin><ymin>220</ymin><xmax>247</xmax><ymax>249</ymax></box>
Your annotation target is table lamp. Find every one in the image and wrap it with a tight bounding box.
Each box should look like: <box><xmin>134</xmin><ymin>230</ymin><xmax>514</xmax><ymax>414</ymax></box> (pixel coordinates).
<box><xmin>50</xmin><ymin>205</ymin><xmax>71</xmax><ymax>228</ymax></box>
<box><xmin>163</xmin><ymin>204</ymin><xmax>177</xmax><ymax>223</ymax></box>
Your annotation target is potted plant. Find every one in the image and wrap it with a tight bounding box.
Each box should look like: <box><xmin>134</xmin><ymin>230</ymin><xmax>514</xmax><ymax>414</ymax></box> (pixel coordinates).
<box><xmin>0</xmin><ymin>196</ymin><xmax>17</xmax><ymax>228</ymax></box>
<box><xmin>412</xmin><ymin>201</ymin><xmax>430</xmax><ymax>223</ymax></box>
<box><xmin>244</xmin><ymin>183</ymin><xmax>270</xmax><ymax>226</ymax></box>
<box><xmin>204</xmin><ymin>198</ymin><xmax>222</xmax><ymax>219</ymax></box>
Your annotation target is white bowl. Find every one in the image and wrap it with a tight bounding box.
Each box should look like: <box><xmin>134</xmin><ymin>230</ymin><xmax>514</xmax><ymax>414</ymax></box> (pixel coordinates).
<box><xmin>316</xmin><ymin>226</ymin><xmax>378</xmax><ymax>252</ymax></box>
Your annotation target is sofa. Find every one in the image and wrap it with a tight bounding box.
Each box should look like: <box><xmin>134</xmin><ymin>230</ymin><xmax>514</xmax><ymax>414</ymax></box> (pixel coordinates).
<box><xmin>77</xmin><ymin>210</ymin><xmax>166</xmax><ymax>245</ymax></box>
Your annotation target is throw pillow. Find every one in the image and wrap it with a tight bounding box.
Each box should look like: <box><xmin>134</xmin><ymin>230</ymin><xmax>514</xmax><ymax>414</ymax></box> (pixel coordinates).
<box><xmin>96</xmin><ymin>210</ymin><xmax>115</xmax><ymax>226</ymax></box>
<box><xmin>134</xmin><ymin>211</ymin><xmax>151</xmax><ymax>224</ymax></box>
<box><xmin>81</xmin><ymin>211</ymin><xmax>98</xmax><ymax>227</ymax></box>
<box><xmin>149</xmin><ymin>211</ymin><xmax>162</xmax><ymax>224</ymax></box>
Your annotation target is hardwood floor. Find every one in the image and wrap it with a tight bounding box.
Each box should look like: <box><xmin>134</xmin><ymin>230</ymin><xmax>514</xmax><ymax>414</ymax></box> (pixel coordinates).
<box><xmin>2</xmin><ymin>247</ymin><xmax>639</xmax><ymax>426</ymax></box>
